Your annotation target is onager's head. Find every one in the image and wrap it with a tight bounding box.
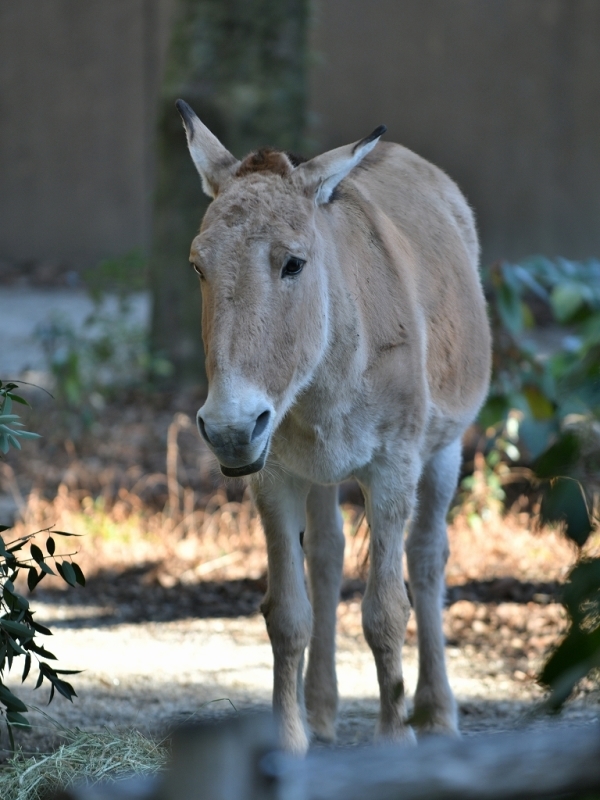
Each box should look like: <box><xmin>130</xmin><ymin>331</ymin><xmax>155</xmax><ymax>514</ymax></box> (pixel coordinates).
<box><xmin>177</xmin><ymin>100</ymin><xmax>385</xmax><ymax>476</ymax></box>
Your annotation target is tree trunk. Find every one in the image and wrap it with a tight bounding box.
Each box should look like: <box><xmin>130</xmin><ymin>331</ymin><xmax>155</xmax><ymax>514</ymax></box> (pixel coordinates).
<box><xmin>149</xmin><ymin>0</ymin><xmax>309</xmax><ymax>383</ymax></box>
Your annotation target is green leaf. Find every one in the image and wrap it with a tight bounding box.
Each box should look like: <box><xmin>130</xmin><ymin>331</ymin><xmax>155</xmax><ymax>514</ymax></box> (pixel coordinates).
<box><xmin>27</xmin><ymin>568</ymin><xmax>41</xmax><ymax>592</ymax></box>
<box><xmin>562</xmin><ymin>560</ymin><xmax>600</xmax><ymax>621</ymax></box>
<box><xmin>523</xmin><ymin>385</ymin><xmax>554</xmax><ymax>421</ymax></box>
<box><xmin>48</xmin><ymin>675</ymin><xmax>77</xmax><ymax>702</ymax></box>
<box><xmin>15</xmin><ymin>430</ymin><xmax>41</xmax><ymax>440</ymax></box>
<box><xmin>478</xmin><ymin>395</ymin><xmax>509</xmax><ymax>430</ymax></box>
<box><xmin>534</xmin><ymin>432</ymin><xmax>580</xmax><ymax>479</ymax></box>
<box><xmin>6</xmin><ymin>635</ymin><xmax>26</xmax><ymax>656</ymax></box>
<box><xmin>550</xmin><ymin>281</ymin><xmax>591</xmax><ymax>323</ymax></box>
<box><xmin>22</xmin><ymin>653</ymin><xmax>31</xmax><ymax>682</ymax></box>
<box><xmin>540</xmin><ymin>478</ymin><xmax>592</xmax><ymax>547</ymax></box>
<box><xmin>540</xmin><ymin>626</ymin><xmax>600</xmax><ymax>707</ymax></box>
<box><xmin>0</xmin><ymin>684</ymin><xmax>28</xmax><ymax>712</ymax></box>
<box><xmin>46</xmin><ymin>537</ymin><xmax>56</xmax><ymax>556</ymax></box>
<box><xmin>31</xmin><ymin>619</ymin><xmax>52</xmax><ymax>636</ymax></box>
<box><xmin>30</xmin><ymin>544</ymin><xmax>44</xmax><ymax>564</ymax></box>
<box><xmin>0</xmin><ymin>620</ymin><xmax>34</xmax><ymax>641</ymax></box>
<box><xmin>60</xmin><ymin>561</ymin><xmax>77</xmax><ymax>587</ymax></box>
<box><xmin>497</xmin><ymin>282</ymin><xmax>523</xmax><ymax>334</ymax></box>
<box><xmin>6</xmin><ymin>711</ymin><xmax>31</xmax><ymax>729</ymax></box>
<box><xmin>518</xmin><ymin>420</ymin><xmax>554</xmax><ymax>460</ymax></box>
<box><xmin>6</xmin><ymin>393</ymin><xmax>28</xmax><ymax>406</ymax></box>
<box><xmin>26</xmin><ymin>641</ymin><xmax>57</xmax><ymax>660</ymax></box>
<box><xmin>72</xmin><ymin>562</ymin><xmax>86</xmax><ymax>587</ymax></box>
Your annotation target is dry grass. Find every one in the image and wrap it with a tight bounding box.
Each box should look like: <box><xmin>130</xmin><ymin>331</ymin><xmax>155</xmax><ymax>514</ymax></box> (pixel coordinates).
<box><xmin>0</xmin><ymin>729</ymin><xmax>166</xmax><ymax>800</ymax></box>
<box><xmin>5</xmin><ymin>477</ymin><xmax>592</xmax><ymax>593</ymax></box>
<box><xmin>3</xmin><ymin>399</ymin><xmax>595</xmax><ymax>589</ymax></box>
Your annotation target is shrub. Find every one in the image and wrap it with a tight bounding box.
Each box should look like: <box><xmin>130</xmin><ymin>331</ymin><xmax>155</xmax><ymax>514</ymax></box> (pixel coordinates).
<box><xmin>478</xmin><ymin>257</ymin><xmax>600</xmax><ymax>709</ymax></box>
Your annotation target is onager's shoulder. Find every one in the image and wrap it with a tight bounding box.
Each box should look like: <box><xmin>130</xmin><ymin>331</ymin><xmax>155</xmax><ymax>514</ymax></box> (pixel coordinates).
<box><xmin>351</xmin><ymin>141</ymin><xmax>479</xmax><ymax>266</ymax></box>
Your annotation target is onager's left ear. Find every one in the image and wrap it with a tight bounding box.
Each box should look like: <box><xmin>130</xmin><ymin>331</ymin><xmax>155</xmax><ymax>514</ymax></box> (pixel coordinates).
<box><xmin>295</xmin><ymin>125</ymin><xmax>387</xmax><ymax>205</ymax></box>
<box><xmin>176</xmin><ymin>99</ymin><xmax>239</xmax><ymax>198</ymax></box>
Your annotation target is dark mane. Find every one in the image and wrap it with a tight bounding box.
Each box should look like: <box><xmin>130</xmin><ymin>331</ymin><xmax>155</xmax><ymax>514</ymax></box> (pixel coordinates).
<box><xmin>235</xmin><ymin>148</ymin><xmax>307</xmax><ymax>178</ymax></box>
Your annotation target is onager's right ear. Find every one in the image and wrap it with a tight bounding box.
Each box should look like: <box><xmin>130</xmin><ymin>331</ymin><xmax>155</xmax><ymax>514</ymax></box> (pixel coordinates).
<box><xmin>176</xmin><ymin>100</ymin><xmax>239</xmax><ymax>198</ymax></box>
<box><xmin>294</xmin><ymin>125</ymin><xmax>387</xmax><ymax>205</ymax></box>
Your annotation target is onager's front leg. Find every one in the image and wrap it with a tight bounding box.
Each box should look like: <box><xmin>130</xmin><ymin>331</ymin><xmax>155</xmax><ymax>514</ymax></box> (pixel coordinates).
<box><xmin>359</xmin><ymin>461</ymin><xmax>419</xmax><ymax>743</ymax></box>
<box><xmin>304</xmin><ymin>484</ymin><xmax>345</xmax><ymax>742</ymax></box>
<box><xmin>251</xmin><ymin>471</ymin><xmax>312</xmax><ymax>754</ymax></box>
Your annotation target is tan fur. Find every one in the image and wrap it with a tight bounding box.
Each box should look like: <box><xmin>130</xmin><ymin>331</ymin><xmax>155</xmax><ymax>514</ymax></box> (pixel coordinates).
<box><xmin>178</xmin><ymin>103</ymin><xmax>491</xmax><ymax>753</ymax></box>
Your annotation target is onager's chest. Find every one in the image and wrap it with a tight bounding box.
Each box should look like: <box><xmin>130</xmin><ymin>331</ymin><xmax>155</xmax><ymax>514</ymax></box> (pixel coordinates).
<box><xmin>271</xmin><ymin>352</ymin><xmax>428</xmax><ymax>484</ymax></box>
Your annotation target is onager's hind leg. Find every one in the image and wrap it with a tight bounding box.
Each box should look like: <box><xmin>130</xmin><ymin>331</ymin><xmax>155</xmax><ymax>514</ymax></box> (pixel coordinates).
<box><xmin>252</xmin><ymin>471</ymin><xmax>312</xmax><ymax>754</ymax></box>
<box><xmin>304</xmin><ymin>484</ymin><xmax>345</xmax><ymax>742</ymax></box>
<box><xmin>406</xmin><ymin>439</ymin><xmax>461</xmax><ymax>736</ymax></box>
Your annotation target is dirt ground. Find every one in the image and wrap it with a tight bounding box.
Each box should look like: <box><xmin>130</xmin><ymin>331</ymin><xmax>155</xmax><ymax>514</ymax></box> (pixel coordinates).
<box><xmin>1</xmin><ymin>387</ymin><xmax>599</xmax><ymax>758</ymax></box>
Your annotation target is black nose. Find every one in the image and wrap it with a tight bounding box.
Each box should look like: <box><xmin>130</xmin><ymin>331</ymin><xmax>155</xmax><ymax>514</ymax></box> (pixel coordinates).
<box><xmin>197</xmin><ymin>408</ymin><xmax>271</xmax><ymax>448</ymax></box>
<box><xmin>197</xmin><ymin>413</ymin><xmax>211</xmax><ymax>445</ymax></box>
<box><xmin>251</xmin><ymin>410</ymin><xmax>271</xmax><ymax>442</ymax></box>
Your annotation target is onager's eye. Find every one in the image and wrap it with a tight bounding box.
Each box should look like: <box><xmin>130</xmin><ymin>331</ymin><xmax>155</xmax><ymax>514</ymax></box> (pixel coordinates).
<box><xmin>281</xmin><ymin>256</ymin><xmax>306</xmax><ymax>278</ymax></box>
<box><xmin>191</xmin><ymin>262</ymin><xmax>205</xmax><ymax>279</ymax></box>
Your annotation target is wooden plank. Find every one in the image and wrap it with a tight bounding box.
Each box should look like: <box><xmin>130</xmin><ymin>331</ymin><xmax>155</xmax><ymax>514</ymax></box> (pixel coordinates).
<box><xmin>300</xmin><ymin>724</ymin><xmax>600</xmax><ymax>800</ymax></box>
<box><xmin>51</xmin><ymin>716</ymin><xmax>600</xmax><ymax>800</ymax></box>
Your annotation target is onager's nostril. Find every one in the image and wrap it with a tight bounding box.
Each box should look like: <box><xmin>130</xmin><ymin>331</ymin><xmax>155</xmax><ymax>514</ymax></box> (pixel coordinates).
<box><xmin>197</xmin><ymin>414</ymin><xmax>211</xmax><ymax>445</ymax></box>
<box><xmin>251</xmin><ymin>410</ymin><xmax>271</xmax><ymax>442</ymax></box>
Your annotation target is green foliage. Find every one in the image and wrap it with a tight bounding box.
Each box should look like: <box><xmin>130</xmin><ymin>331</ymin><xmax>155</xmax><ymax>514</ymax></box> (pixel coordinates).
<box><xmin>35</xmin><ymin>251</ymin><xmax>172</xmax><ymax>432</ymax></box>
<box><xmin>0</xmin><ymin>381</ymin><xmax>85</xmax><ymax>746</ymax></box>
<box><xmin>468</xmin><ymin>257</ymin><xmax>600</xmax><ymax>530</ymax></box>
<box><xmin>482</xmin><ymin>256</ymin><xmax>600</xmax><ymax>466</ymax></box>
<box><xmin>540</xmin><ymin>558</ymin><xmax>600</xmax><ymax>710</ymax></box>
<box><xmin>477</xmin><ymin>255</ymin><xmax>600</xmax><ymax>710</ymax></box>
<box><xmin>82</xmin><ymin>249</ymin><xmax>148</xmax><ymax>302</ymax></box>
<box><xmin>0</xmin><ymin>383</ymin><xmax>41</xmax><ymax>454</ymax></box>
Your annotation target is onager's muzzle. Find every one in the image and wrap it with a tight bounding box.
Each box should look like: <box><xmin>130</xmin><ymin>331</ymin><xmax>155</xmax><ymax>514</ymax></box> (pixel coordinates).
<box><xmin>196</xmin><ymin>385</ymin><xmax>274</xmax><ymax>477</ymax></box>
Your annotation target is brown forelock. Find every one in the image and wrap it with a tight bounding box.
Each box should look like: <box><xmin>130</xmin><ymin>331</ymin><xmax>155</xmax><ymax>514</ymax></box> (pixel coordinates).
<box><xmin>236</xmin><ymin>149</ymin><xmax>293</xmax><ymax>179</ymax></box>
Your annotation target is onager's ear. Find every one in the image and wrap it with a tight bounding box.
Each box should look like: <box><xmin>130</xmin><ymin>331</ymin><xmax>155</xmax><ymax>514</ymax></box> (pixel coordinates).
<box><xmin>176</xmin><ymin>100</ymin><xmax>239</xmax><ymax>198</ymax></box>
<box><xmin>296</xmin><ymin>125</ymin><xmax>387</xmax><ymax>205</ymax></box>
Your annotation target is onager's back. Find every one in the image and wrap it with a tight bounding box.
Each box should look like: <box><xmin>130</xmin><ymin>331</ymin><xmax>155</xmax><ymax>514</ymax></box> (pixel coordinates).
<box><xmin>177</xmin><ymin>100</ymin><xmax>491</xmax><ymax>753</ymax></box>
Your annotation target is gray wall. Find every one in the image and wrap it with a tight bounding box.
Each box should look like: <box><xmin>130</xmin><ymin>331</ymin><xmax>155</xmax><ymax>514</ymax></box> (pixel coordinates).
<box><xmin>309</xmin><ymin>0</ymin><xmax>600</xmax><ymax>264</ymax></box>
<box><xmin>0</xmin><ymin>0</ymin><xmax>173</xmax><ymax>269</ymax></box>
<box><xmin>1</xmin><ymin>1</ymin><xmax>599</xmax><ymax>270</ymax></box>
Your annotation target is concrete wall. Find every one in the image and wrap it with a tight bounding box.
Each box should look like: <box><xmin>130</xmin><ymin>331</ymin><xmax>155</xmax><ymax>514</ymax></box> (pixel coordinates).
<box><xmin>309</xmin><ymin>0</ymin><xmax>600</xmax><ymax>264</ymax></box>
<box><xmin>0</xmin><ymin>0</ymin><xmax>173</xmax><ymax>269</ymax></box>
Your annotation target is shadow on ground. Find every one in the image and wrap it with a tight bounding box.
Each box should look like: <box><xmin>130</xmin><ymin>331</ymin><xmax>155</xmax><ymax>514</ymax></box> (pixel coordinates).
<box><xmin>32</xmin><ymin>564</ymin><xmax>562</xmax><ymax>627</ymax></box>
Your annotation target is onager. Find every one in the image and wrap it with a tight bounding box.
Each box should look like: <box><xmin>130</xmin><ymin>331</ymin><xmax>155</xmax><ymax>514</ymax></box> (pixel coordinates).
<box><xmin>177</xmin><ymin>99</ymin><xmax>491</xmax><ymax>754</ymax></box>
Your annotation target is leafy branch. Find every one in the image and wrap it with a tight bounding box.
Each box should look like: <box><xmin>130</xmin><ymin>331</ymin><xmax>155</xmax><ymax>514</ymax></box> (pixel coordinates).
<box><xmin>0</xmin><ymin>380</ymin><xmax>86</xmax><ymax>746</ymax></box>
<box><xmin>0</xmin><ymin>382</ymin><xmax>41</xmax><ymax>454</ymax></box>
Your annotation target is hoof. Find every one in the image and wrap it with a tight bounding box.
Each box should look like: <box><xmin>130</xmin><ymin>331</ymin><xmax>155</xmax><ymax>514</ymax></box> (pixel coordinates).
<box><xmin>411</xmin><ymin>705</ymin><xmax>459</xmax><ymax>738</ymax></box>
<box><xmin>309</xmin><ymin>721</ymin><xmax>336</xmax><ymax>744</ymax></box>
<box><xmin>279</xmin><ymin>719</ymin><xmax>310</xmax><ymax>755</ymax></box>
<box><xmin>375</xmin><ymin>722</ymin><xmax>417</xmax><ymax>746</ymax></box>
